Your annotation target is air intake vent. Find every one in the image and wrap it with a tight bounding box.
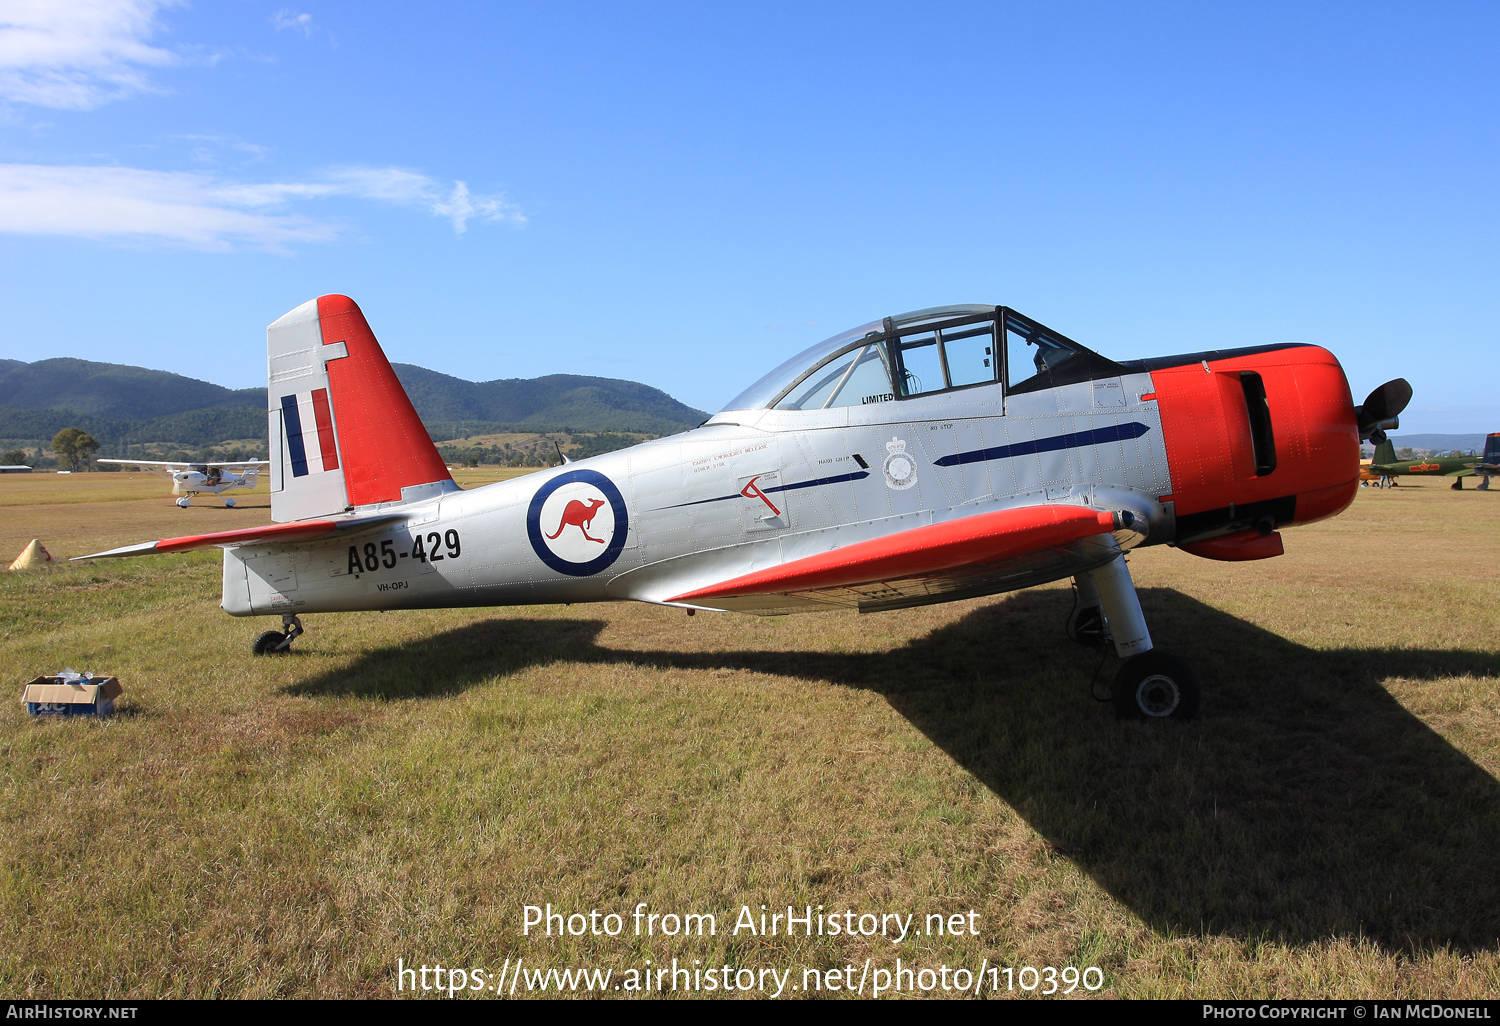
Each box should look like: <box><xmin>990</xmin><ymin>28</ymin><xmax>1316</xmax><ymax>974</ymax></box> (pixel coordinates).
<box><xmin>1240</xmin><ymin>372</ymin><xmax>1277</xmax><ymax>476</ymax></box>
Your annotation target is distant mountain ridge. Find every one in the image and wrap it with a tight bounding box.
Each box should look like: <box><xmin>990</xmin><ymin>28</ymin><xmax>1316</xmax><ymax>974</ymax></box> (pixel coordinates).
<box><xmin>0</xmin><ymin>358</ymin><xmax>264</xmax><ymax>420</ymax></box>
<box><xmin>390</xmin><ymin>364</ymin><xmax>705</xmax><ymax>433</ymax></box>
<box><xmin>0</xmin><ymin>357</ymin><xmax>708</xmax><ymax>444</ymax></box>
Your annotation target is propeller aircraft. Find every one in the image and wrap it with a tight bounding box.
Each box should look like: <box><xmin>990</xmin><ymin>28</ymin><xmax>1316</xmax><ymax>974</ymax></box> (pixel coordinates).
<box><xmin>96</xmin><ymin>459</ymin><xmax>270</xmax><ymax>507</ymax></box>
<box><xmin>1363</xmin><ymin>434</ymin><xmax>1499</xmax><ymax>490</ymax></box>
<box><xmin>75</xmin><ymin>296</ymin><xmax>1410</xmax><ymax>720</ymax></box>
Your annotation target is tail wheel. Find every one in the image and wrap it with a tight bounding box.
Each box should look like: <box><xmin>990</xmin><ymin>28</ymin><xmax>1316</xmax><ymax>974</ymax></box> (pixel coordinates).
<box><xmin>1112</xmin><ymin>651</ymin><xmax>1201</xmax><ymax>721</ymax></box>
<box><xmin>252</xmin><ymin>630</ymin><xmax>287</xmax><ymax>656</ymax></box>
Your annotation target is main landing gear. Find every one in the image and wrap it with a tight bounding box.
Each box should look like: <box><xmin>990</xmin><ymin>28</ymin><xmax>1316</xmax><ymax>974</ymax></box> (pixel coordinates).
<box><xmin>252</xmin><ymin>614</ymin><xmax>304</xmax><ymax>655</ymax></box>
<box><xmin>1072</xmin><ymin>551</ymin><xmax>1201</xmax><ymax>721</ymax></box>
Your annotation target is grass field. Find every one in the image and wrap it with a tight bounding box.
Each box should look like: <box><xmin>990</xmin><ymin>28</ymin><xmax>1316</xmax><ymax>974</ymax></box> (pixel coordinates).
<box><xmin>1</xmin><ymin>475</ymin><xmax>1497</xmax><ymax>999</ymax></box>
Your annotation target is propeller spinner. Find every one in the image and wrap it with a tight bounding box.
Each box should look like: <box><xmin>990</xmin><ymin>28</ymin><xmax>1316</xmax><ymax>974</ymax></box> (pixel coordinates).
<box><xmin>1355</xmin><ymin>378</ymin><xmax>1412</xmax><ymax>444</ymax></box>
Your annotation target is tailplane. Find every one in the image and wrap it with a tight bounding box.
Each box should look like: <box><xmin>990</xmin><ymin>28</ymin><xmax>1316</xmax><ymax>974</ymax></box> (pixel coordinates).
<box><xmin>267</xmin><ymin>295</ymin><xmax>454</xmax><ymax>522</ymax></box>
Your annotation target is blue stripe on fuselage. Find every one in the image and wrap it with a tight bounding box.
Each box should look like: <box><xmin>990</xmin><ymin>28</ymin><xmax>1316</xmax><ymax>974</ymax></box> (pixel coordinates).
<box><xmin>655</xmin><ymin>470</ymin><xmax>871</xmax><ymax>510</ymax></box>
<box><xmin>932</xmin><ymin>422</ymin><xmax>1150</xmax><ymax>468</ymax></box>
<box><xmin>281</xmin><ymin>394</ymin><xmax>309</xmax><ymax>478</ymax></box>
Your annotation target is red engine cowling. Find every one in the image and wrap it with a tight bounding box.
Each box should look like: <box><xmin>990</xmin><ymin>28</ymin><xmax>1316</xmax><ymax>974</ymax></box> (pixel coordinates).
<box><xmin>1150</xmin><ymin>344</ymin><xmax>1359</xmax><ymax>557</ymax></box>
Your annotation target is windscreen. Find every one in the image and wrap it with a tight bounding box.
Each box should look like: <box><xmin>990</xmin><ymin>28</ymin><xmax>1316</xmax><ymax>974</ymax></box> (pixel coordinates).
<box><xmin>719</xmin><ymin>320</ymin><xmax>882</xmax><ymax>412</ymax></box>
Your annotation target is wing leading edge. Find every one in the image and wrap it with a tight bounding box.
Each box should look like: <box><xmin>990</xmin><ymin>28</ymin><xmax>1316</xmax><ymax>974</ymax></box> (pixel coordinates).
<box><xmin>667</xmin><ymin>504</ymin><xmax>1139</xmax><ymax>615</ymax></box>
<box><xmin>71</xmin><ymin>514</ymin><xmax>407</xmax><ymax>561</ymax></box>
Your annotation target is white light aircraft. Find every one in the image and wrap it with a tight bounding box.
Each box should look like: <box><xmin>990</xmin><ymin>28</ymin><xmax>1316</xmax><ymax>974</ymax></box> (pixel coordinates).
<box><xmin>76</xmin><ymin>296</ymin><xmax>1408</xmax><ymax>720</ymax></box>
<box><xmin>96</xmin><ymin>459</ymin><xmax>269</xmax><ymax>507</ymax></box>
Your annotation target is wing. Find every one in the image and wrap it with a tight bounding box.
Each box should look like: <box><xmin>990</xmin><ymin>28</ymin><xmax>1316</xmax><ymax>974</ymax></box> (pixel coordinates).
<box><xmin>71</xmin><ymin>513</ymin><xmax>407</xmax><ymax>561</ymax></box>
<box><xmin>666</xmin><ymin>504</ymin><xmax>1140</xmax><ymax>615</ymax></box>
<box><xmin>95</xmin><ymin>459</ymin><xmax>180</xmax><ymax>479</ymax></box>
<box><xmin>96</xmin><ymin>459</ymin><xmax>269</xmax><ymax>469</ymax></box>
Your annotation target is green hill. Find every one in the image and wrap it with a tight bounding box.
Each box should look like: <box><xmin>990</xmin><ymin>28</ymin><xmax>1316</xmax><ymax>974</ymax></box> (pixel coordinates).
<box><xmin>0</xmin><ymin>357</ymin><xmax>707</xmax><ymax>454</ymax></box>
<box><xmin>0</xmin><ymin>405</ymin><xmax>267</xmax><ymax>449</ymax></box>
<box><xmin>0</xmin><ymin>358</ymin><xmax>264</xmax><ymax>419</ymax></box>
<box><xmin>391</xmin><ymin>365</ymin><xmax>706</xmax><ymax>435</ymax></box>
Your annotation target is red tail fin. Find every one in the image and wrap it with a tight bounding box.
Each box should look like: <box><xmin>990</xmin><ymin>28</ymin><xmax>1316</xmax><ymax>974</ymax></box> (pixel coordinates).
<box><xmin>316</xmin><ymin>295</ymin><xmax>451</xmax><ymax>506</ymax></box>
<box><xmin>267</xmin><ymin>295</ymin><xmax>453</xmax><ymax>521</ymax></box>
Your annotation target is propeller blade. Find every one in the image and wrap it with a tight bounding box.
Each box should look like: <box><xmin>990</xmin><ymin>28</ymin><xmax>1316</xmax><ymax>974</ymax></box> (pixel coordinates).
<box><xmin>1359</xmin><ymin>378</ymin><xmax>1412</xmax><ymax>427</ymax></box>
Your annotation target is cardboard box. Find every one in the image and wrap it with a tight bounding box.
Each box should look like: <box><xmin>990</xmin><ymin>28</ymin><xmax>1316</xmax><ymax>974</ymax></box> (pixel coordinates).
<box><xmin>21</xmin><ymin>676</ymin><xmax>122</xmax><ymax>718</ymax></box>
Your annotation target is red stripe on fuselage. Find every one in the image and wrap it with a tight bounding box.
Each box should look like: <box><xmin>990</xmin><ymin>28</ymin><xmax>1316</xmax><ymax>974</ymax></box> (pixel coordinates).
<box><xmin>310</xmin><ymin>388</ymin><xmax>339</xmax><ymax>471</ymax></box>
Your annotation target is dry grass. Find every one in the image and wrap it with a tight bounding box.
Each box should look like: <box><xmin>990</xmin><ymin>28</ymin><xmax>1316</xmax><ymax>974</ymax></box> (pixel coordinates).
<box><xmin>1</xmin><ymin>477</ymin><xmax>1496</xmax><ymax>998</ymax></box>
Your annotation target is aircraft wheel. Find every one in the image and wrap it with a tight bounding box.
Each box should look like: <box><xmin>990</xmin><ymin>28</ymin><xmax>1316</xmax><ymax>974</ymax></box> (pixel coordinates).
<box><xmin>252</xmin><ymin>630</ymin><xmax>288</xmax><ymax>655</ymax></box>
<box><xmin>1112</xmin><ymin>651</ymin><xmax>1200</xmax><ymax>721</ymax></box>
<box><xmin>224</xmin><ymin>497</ymin><xmax>237</xmax><ymax>507</ymax></box>
<box><xmin>176</xmin><ymin>497</ymin><xmax>191</xmax><ymax>508</ymax></box>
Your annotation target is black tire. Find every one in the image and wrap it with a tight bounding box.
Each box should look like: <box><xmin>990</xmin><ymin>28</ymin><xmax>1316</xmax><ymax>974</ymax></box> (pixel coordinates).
<box><xmin>252</xmin><ymin>630</ymin><xmax>287</xmax><ymax>656</ymax></box>
<box><xmin>1112</xmin><ymin>651</ymin><xmax>1200</xmax><ymax>721</ymax></box>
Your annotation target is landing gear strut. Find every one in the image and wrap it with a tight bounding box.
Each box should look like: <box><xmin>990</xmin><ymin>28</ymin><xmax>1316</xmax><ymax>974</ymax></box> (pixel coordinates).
<box><xmin>252</xmin><ymin>614</ymin><xmax>304</xmax><ymax>655</ymax></box>
<box><xmin>1073</xmin><ymin>547</ymin><xmax>1200</xmax><ymax>721</ymax></box>
<box><xmin>1068</xmin><ymin>573</ymin><xmax>1110</xmax><ymax>647</ymax></box>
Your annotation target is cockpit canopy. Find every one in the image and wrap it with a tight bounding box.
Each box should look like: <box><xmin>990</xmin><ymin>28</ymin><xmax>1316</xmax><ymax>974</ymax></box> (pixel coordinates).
<box><xmin>720</xmin><ymin>305</ymin><xmax>1124</xmax><ymax>413</ymax></box>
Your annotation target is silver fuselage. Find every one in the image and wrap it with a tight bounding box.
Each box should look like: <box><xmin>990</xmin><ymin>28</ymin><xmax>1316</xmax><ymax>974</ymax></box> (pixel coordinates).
<box><xmin>222</xmin><ymin>371</ymin><xmax>1170</xmax><ymax>617</ymax></box>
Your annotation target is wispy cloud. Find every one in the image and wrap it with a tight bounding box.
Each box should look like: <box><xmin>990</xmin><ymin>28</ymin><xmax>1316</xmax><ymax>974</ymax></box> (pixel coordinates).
<box><xmin>175</xmin><ymin>134</ymin><xmax>272</xmax><ymax>165</ymax></box>
<box><xmin>269</xmin><ymin>10</ymin><xmax>313</xmax><ymax>37</ymax></box>
<box><xmin>220</xmin><ymin>167</ymin><xmax>526</xmax><ymax>235</ymax></box>
<box><xmin>0</xmin><ymin>0</ymin><xmax>182</xmax><ymax>109</ymax></box>
<box><xmin>0</xmin><ymin>163</ymin><xmax>526</xmax><ymax>252</ymax></box>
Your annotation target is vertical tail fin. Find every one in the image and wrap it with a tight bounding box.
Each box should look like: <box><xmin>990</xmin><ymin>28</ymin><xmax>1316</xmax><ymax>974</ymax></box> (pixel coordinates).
<box><xmin>267</xmin><ymin>295</ymin><xmax>454</xmax><ymax>522</ymax></box>
<box><xmin>1372</xmin><ymin>439</ymin><xmax>1396</xmax><ymax>465</ymax></box>
<box><xmin>1484</xmin><ymin>433</ymin><xmax>1500</xmax><ymax>465</ymax></box>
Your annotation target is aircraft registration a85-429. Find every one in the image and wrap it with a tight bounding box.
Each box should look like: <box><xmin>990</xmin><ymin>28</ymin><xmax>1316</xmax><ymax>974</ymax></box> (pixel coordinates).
<box><xmin>77</xmin><ymin>295</ymin><xmax>1410</xmax><ymax>720</ymax></box>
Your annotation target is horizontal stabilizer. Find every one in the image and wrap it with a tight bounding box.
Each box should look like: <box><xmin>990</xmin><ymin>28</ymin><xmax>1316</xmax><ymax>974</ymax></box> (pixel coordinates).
<box><xmin>667</xmin><ymin>505</ymin><xmax>1124</xmax><ymax>608</ymax></box>
<box><xmin>72</xmin><ymin>514</ymin><xmax>407</xmax><ymax>561</ymax></box>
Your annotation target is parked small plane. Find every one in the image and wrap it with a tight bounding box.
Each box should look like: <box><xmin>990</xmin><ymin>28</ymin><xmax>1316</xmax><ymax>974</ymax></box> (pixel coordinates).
<box><xmin>95</xmin><ymin>459</ymin><xmax>269</xmax><ymax>506</ymax></box>
<box><xmin>1363</xmin><ymin>437</ymin><xmax>1497</xmax><ymax>490</ymax></box>
<box><xmin>76</xmin><ymin>296</ymin><xmax>1409</xmax><ymax>720</ymax></box>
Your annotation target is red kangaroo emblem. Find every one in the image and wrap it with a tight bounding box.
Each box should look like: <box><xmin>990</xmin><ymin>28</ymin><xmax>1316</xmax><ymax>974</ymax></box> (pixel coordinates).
<box><xmin>547</xmin><ymin>498</ymin><xmax>608</xmax><ymax>544</ymax></box>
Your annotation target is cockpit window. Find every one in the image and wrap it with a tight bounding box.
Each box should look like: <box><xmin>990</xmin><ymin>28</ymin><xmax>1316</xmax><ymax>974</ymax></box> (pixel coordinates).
<box><xmin>773</xmin><ymin>342</ymin><xmax>895</xmax><ymax>410</ymax></box>
<box><xmin>1003</xmin><ymin>310</ymin><xmax>1113</xmax><ymax>395</ymax></box>
<box><xmin>889</xmin><ymin>314</ymin><xmax>998</xmax><ymax>398</ymax></box>
<box><xmin>719</xmin><ymin>305</ymin><xmax>1119</xmax><ymax>411</ymax></box>
<box><xmin>719</xmin><ymin>320</ymin><xmax>883</xmax><ymax>413</ymax></box>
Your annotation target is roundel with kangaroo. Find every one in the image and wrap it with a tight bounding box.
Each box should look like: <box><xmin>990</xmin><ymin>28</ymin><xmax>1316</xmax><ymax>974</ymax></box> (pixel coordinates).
<box><xmin>526</xmin><ymin>469</ymin><xmax>630</xmax><ymax>577</ymax></box>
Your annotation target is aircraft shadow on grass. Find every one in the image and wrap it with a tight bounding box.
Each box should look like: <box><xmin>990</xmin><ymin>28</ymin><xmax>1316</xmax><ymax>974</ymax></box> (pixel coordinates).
<box><xmin>287</xmin><ymin>588</ymin><xmax>1500</xmax><ymax>954</ymax></box>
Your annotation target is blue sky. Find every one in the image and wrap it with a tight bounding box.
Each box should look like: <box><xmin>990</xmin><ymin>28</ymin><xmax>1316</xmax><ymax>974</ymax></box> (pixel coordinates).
<box><xmin>0</xmin><ymin>2</ymin><xmax>1495</xmax><ymax>429</ymax></box>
